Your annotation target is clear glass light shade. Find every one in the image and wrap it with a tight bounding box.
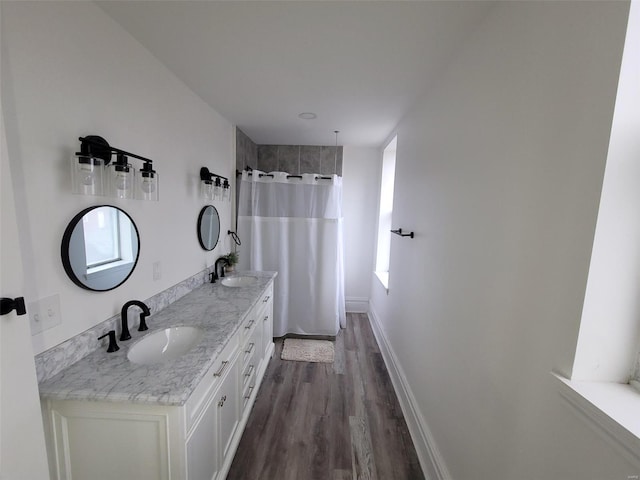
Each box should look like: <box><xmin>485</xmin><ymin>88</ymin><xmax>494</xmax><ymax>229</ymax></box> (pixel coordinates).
<box><xmin>222</xmin><ymin>179</ymin><xmax>231</xmax><ymax>202</ymax></box>
<box><xmin>213</xmin><ymin>177</ymin><xmax>223</xmax><ymax>201</ymax></box>
<box><xmin>109</xmin><ymin>163</ymin><xmax>135</xmax><ymax>199</ymax></box>
<box><xmin>200</xmin><ymin>180</ymin><xmax>213</xmax><ymax>200</ymax></box>
<box><xmin>137</xmin><ymin>172</ymin><xmax>159</xmax><ymax>201</ymax></box>
<box><xmin>71</xmin><ymin>154</ymin><xmax>105</xmax><ymax>196</ymax></box>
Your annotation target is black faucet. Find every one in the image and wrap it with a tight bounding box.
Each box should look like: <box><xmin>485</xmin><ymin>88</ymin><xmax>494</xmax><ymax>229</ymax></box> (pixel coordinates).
<box><xmin>211</xmin><ymin>257</ymin><xmax>229</xmax><ymax>283</ymax></box>
<box><xmin>120</xmin><ymin>300</ymin><xmax>150</xmax><ymax>341</ymax></box>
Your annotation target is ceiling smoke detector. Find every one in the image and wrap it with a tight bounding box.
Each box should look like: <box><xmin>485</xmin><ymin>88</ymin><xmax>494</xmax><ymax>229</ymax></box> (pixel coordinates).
<box><xmin>298</xmin><ymin>112</ymin><xmax>317</xmax><ymax>120</ymax></box>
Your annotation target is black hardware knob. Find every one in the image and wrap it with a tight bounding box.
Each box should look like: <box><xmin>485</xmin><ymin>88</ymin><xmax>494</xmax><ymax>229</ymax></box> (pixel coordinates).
<box><xmin>0</xmin><ymin>297</ymin><xmax>26</xmax><ymax>316</ymax></box>
<box><xmin>98</xmin><ymin>330</ymin><xmax>119</xmax><ymax>353</ymax></box>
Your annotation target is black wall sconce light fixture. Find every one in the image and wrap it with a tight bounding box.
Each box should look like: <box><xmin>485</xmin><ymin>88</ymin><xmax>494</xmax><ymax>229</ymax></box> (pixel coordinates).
<box><xmin>200</xmin><ymin>167</ymin><xmax>230</xmax><ymax>202</ymax></box>
<box><xmin>72</xmin><ymin>136</ymin><xmax>159</xmax><ymax>201</ymax></box>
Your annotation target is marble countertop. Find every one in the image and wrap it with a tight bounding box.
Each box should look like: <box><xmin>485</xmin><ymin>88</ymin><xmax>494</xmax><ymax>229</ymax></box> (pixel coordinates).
<box><xmin>39</xmin><ymin>271</ymin><xmax>276</xmax><ymax>406</ymax></box>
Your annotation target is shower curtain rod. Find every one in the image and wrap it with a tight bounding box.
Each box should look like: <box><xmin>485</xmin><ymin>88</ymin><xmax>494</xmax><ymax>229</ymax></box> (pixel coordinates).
<box><xmin>236</xmin><ymin>168</ymin><xmax>332</xmax><ymax>180</ymax></box>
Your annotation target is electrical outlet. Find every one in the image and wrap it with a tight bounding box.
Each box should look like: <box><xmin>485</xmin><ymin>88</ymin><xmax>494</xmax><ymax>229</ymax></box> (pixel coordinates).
<box><xmin>153</xmin><ymin>261</ymin><xmax>162</xmax><ymax>281</ymax></box>
<box><xmin>28</xmin><ymin>294</ymin><xmax>62</xmax><ymax>335</ymax></box>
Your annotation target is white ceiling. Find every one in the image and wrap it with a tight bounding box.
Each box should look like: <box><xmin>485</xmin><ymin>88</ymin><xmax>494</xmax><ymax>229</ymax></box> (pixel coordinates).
<box><xmin>98</xmin><ymin>1</ymin><xmax>494</xmax><ymax>147</ymax></box>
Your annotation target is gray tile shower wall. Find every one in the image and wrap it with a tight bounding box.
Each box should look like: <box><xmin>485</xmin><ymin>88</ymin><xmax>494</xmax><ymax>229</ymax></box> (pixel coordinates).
<box><xmin>257</xmin><ymin>145</ymin><xmax>278</xmax><ymax>172</ymax></box>
<box><xmin>278</xmin><ymin>145</ymin><xmax>300</xmax><ymax>174</ymax></box>
<box><xmin>300</xmin><ymin>146</ymin><xmax>321</xmax><ymax>174</ymax></box>
<box><xmin>236</xmin><ymin>127</ymin><xmax>258</xmax><ymax>172</ymax></box>
<box><xmin>236</xmin><ymin>127</ymin><xmax>343</xmax><ymax>176</ymax></box>
<box><xmin>319</xmin><ymin>146</ymin><xmax>343</xmax><ymax>175</ymax></box>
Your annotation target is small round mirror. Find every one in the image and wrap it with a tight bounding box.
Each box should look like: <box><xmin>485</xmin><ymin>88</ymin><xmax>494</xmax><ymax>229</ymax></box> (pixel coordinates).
<box><xmin>197</xmin><ymin>205</ymin><xmax>220</xmax><ymax>251</ymax></box>
<box><xmin>61</xmin><ymin>205</ymin><xmax>140</xmax><ymax>291</ymax></box>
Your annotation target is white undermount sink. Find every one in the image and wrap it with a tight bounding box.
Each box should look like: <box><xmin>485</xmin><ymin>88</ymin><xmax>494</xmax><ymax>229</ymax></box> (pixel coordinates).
<box><xmin>221</xmin><ymin>276</ymin><xmax>256</xmax><ymax>288</ymax></box>
<box><xmin>127</xmin><ymin>326</ymin><xmax>202</xmax><ymax>365</ymax></box>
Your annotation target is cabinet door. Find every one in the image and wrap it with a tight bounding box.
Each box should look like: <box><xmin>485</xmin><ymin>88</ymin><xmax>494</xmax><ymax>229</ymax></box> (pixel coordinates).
<box><xmin>49</xmin><ymin>401</ymin><xmax>173</xmax><ymax>480</ymax></box>
<box><xmin>186</xmin><ymin>394</ymin><xmax>217</xmax><ymax>480</ymax></box>
<box><xmin>216</xmin><ymin>358</ymin><xmax>240</xmax><ymax>465</ymax></box>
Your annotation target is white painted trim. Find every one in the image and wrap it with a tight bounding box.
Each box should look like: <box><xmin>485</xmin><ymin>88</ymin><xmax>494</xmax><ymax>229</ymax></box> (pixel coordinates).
<box><xmin>553</xmin><ymin>373</ymin><xmax>640</xmax><ymax>468</ymax></box>
<box><xmin>345</xmin><ymin>297</ymin><xmax>369</xmax><ymax>313</ymax></box>
<box><xmin>367</xmin><ymin>308</ymin><xmax>451</xmax><ymax>480</ymax></box>
<box><xmin>374</xmin><ymin>271</ymin><xmax>389</xmax><ymax>292</ymax></box>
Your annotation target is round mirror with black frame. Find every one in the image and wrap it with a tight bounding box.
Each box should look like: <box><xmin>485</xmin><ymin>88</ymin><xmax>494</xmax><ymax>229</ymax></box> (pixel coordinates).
<box><xmin>197</xmin><ymin>205</ymin><xmax>220</xmax><ymax>251</ymax></box>
<box><xmin>61</xmin><ymin>205</ymin><xmax>140</xmax><ymax>292</ymax></box>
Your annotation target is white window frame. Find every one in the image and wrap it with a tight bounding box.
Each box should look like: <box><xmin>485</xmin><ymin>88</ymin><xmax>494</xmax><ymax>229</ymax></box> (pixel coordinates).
<box><xmin>374</xmin><ymin>136</ymin><xmax>397</xmax><ymax>290</ymax></box>
<box><xmin>84</xmin><ymin>208</ymin><xmax>135</xmax><ymax>281</ymax></box>
<box><xmin>84</xmin><ymin>207</ymin><xmax>122</xmax><ymax>270</ymax></box>
<box><xmin>555</xmin><ymin>2</ymin><xmax>640</xmax><ymax>469</ymax></box>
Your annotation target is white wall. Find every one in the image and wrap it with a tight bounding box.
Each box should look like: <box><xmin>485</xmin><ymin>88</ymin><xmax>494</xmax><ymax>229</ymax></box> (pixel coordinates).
<box><xmin>1</xmin><ymin>1</ymin><xmax>234</xmax><ymax>355</ymax></box>
<box><xmin>573</xmin><ymin>0</ymin><xmax>640</xmax><ymax>383</ymax></box>
<box><xmin>1</xmin><ymin>82</ymin><xmax>50</xmax><ymax>480</ymax></box>
<box><xmin>342</xmin><ymin>146</ymin><xmax>379</xmax><ymax>312</ymax></box>
<box><xmin>370</xmin><ymin>2</ymin><xmax>636</xmax><ymax>479</ymax></box>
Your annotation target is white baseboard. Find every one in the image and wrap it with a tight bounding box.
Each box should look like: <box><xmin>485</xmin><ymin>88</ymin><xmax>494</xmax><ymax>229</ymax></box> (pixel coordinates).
<box><xmin>346</xmin><ymin>297</ymin><xmax>369</xmax><ymax>313</ymax></box>
<box><xmin>367</xmin><ymin>308</ymin><xmax>452</xmax><ymax>480</ymax></box>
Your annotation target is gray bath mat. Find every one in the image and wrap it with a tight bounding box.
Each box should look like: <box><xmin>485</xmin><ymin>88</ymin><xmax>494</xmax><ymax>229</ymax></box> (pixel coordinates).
<box><xmin>281</xmin><ymin>338</ymin><xmax>335</xmax><ymax>363</ymax></box>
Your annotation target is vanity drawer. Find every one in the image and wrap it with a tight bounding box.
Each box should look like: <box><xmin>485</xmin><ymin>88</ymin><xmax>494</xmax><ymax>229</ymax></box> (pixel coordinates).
<box><xmin>241</xmin><ymin>361</ymin><xmax>256</xmax><ymax>390</ymax></box>
<box><xmin>242</xmin><ymin>337</ymin><xmax>257</xmax><ymax>370</ymax></box>
<box><xmin>241</xmin><ymin>283</ymin><xmax>272</xmax><ymax>342</ymax></box>
<box><xmin>241</xmin><ymin>312</ymin><xmax>258</xmax><ymax>343</ymax></box>
<box><xmin>185</xmin><ymin>334</ymin><xmax>239</xmax><ymax>433</ymax></box>
<box><xmin>256</xmin><ymin>284</ymin><xmax>273</xmax><ymax>317</ymax></box>
<box><xmin>244</xmin><ymin>318</ymin><xmax>261</xmax><ymax>364</ymax></box>
<box><xmin>242</xmin><ymin>363</ymin><xmax>257</xmax><ymax>411</ymax></box>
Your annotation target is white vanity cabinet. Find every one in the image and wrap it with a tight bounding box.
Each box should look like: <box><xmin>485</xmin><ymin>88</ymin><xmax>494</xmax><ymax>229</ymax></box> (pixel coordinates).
<box><xmin>186</xmin><ymin>335</ymin><xmax>240</xmax><ymax>480</ymax></box>
<box><xmin>41</xmin><ymin>279</ymin><xmax>275</xmax><ymax>480</ymax></box>
<box><xmin>186</xmin><ymin>353</ymin><xmax>240</xmax><ymax>480</ymax></box>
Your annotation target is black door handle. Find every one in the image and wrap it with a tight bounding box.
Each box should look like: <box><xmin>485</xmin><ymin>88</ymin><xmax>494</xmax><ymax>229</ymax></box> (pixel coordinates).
<box><xmin>0</xmin><ymin>297</ymin><xmax>26</xmax><ymax>316</ymax></box>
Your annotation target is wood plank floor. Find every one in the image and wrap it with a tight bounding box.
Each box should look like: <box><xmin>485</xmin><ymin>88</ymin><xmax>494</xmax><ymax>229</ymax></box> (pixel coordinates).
<box><xmin>226</xmin><ymin>313</ymin><xmax>424</xmax><ymax>480</ymax></box>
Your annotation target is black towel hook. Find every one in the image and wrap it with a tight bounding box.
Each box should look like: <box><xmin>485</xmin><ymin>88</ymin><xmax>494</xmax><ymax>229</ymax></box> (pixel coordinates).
<box><xmin>228</xmin><ymin>230</ymin><xmax>241</xmax><ymax>246</ymax></box>
<box><xmin>391</xmin><ymin>228</ymin><xmax>414</xmax><ymax>239</ymax></box>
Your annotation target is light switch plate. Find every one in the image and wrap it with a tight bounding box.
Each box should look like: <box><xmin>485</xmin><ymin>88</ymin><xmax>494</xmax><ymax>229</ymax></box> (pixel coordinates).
<box><xmin>28</xmin><ymin>294</ymin><xmax>62</xmax><ymax>335</ymax></box>
<box><xmin>153</xmin><ymin>261</ymin><xmax>161</xmax><ymax>281</ymax></box>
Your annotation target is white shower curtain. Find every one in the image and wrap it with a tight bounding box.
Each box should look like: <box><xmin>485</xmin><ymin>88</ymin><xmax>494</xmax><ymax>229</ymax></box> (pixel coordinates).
<box><xmin>237</xmin><ymin>170</ymin><xmax>346</xmax><ymax>337</ymax></box>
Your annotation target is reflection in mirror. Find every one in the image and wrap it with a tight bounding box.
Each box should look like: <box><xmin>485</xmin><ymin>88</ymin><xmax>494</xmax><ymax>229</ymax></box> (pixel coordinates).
<box><xmin>198</xmin><ymin>205</ymin><xmax>220</xmax><ymax>251</ymax></box>
<box><xmin>61</xmin><ymin>206</ymin><xmax>140</xmax><ymax>291</ymax></box>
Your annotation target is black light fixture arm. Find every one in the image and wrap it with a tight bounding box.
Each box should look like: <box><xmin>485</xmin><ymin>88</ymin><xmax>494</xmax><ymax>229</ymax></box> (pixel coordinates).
<box><xmin>79</xmin><ymin>136</ymin><xmax>155</xmax><ymax>167</ymax></box>
<box><xmin>200</xmin><ymin>167</ymin><xmax>228</xmax><ymax>183</ymax></box>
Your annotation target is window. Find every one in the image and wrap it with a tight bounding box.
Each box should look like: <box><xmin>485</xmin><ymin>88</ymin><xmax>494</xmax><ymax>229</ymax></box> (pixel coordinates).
<box><xmin>83</xmin><ymin>207</ymin><xmax>121</xmax><ymax>268</ymax></box>
<box><xmin>375</xmin><ymin>136</ymin><xmax>397</xmax><ymax>289</ymax></box>
<box><xmin>81</xmin><ymin>206</ymin><xmax>136</xmax><ymax>279</ymax></box>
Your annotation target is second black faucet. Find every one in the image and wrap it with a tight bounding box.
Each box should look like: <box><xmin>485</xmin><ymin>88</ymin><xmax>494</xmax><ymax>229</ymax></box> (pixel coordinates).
<box><xmin>120</xmin><ymin>300</ymin><xmax>150</xmax><ymax>341</ymax></box>
<box><xmin>210</xmin><ymin>257</ymin><xmax>230</xmax><ymax>283</ymax></box>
